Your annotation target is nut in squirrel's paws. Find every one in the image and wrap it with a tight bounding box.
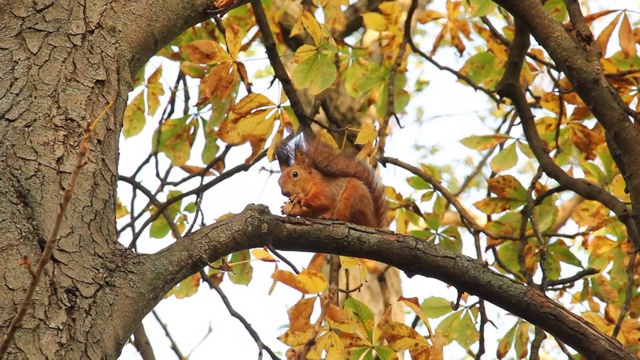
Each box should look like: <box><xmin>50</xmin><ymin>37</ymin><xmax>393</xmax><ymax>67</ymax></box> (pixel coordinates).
<box><xmin>282</xmin><ymin>199</ymin><xmax>304</xmax><ymax>216</ymax></box>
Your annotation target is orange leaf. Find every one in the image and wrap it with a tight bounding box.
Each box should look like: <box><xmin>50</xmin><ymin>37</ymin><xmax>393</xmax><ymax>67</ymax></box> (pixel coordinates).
<box><xmin>619</xmin><ymin>13</ymin><xmax>637</xmax><ymax>58</ymax></box>
<box><xmin>179</xmin><ymin>164</ymin><xmax>213</xmax><ymax>176</ymax></box>
<box><xmin>183</xmin><ymin>39</ymin><xmax>228</xmax><ymax>64</ymax></box>
<box><xmin>288</xmin><ymin>297</ymin><xmax>316</xmax><ymax>332</ymax></box>
<box><xmin>595</xmin><ymin>12</ymin><xmax>622</xmax><ymax>55</ymax></box>
<box><xmin>487</xmin><ymin>175</ymin><xmax>527</xmax><ymax>200</ymax></box>
<box><xmin>272</xmin><ymin>268</ymin><xmax>327</xmax><ymax>294</ymax></box>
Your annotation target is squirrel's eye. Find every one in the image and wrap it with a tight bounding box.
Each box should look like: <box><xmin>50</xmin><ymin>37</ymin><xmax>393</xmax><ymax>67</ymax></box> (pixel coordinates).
<box><xmin>292</xmin><ymin>171</ymin><xmax>299</xmax><ymax>178</ymax></box>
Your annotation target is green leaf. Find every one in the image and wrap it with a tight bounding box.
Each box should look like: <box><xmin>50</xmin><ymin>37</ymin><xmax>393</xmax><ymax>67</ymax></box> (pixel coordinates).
<box><xmin>473</xmin><ymin>198</ymin><xmax>525</xmax><ymax>214</ymax></box>
<box><xmin>407</xmin><ymin>176</ymin><xmax>432</xmax><ymax>190</ymax></box>
<box><xmin>166</xmin><ymin>273</ymin><xmax>200</xmax><ymax>299</ymax></box>
<box><xmin>228</xmin><ymin>250</ymin><xmax>253</xmax><ymax>285</ymax></box>
<box><xmin>123</xmin><ymin>91</ymin><xmax>146</xmax><ymax>138</ymax></box>
<box><xmin>543</xmin><ymin>0</ymin><xmax>567</xmax><ymax>21</ymax></box>
<box><xmin>184</xmin><ymin>202</ymin><xmax>197</xmax><ymax>213</ymax></box>
<box><xmin>514</xmin><ymin>321</ymin><xmax>530</xmax><ymax>358</ymax></box>
<box><xmin>496</xmin><ymin>321</ymin><xmax>517</xmax><ymax>359</ymax></box>
<box><xmin>460</xmin><ymin>134</ymin><xmax>510</xmax><ymax>151</ymax></box>
<box><xmin>292</xmin><ymin>51</ymin><xmax>337</xmax><ymax>95</ymax></box>
<box><xmin>202</xmin><ymin>128</ymin><xmax>220</xmax><ymax>165</ymax></box>
<box><xmin>455</xmin><ymin>310</ymin><xmax>480</xmax><ymax>350</ymax></box>
<box><xmin>490</xmin><ymin>142</ymin><xmax>518</xmax><ymax>172</ymax></box>
<box><xmin>149</xmin><ymin>215</ymin><xmax>171</xmax><ymax>239</ymax></box>
<box><xmin>373</xmin><ymin>345</ymin><xmax>396</xmax><ymax>360</ymax></box>
<box><xmin>532</xmin><ymin>196</ymin><xmax>558</xmax><ymax>232</ymax></box>
<box><xmin>496</xmin><ymin>241</ymin><xmax>521</xmax><ymax>274</ymax></box>
<box><xmin>439</xmin><ymin>226</ymin><xmax>463</xmax><ymax>253</ymax></box>
<box><xmin>435</xmin><ymin>311</ymin><xmax>461</xmax><ymax>346</ymax></box>
<box><xmin>152</xmin><ymin>115</ymin><xmax>197</xmax><ymax>166</ymax></box>
<box><xmin>468</xmin><ymin>0</ymin><xmax>498</xmax><ymax>17</ymax></box>
<box><xmin>459</xmin><ymin>51</ymin><xmax>502</xmax><ymax>88</ymax></box>
<box><xmin>345</xmin><ymin>298</ymin><xmax>374</xmax><ymax>337</ymax></box>
<box><xmin>544</xmin><ymin>254</ymin><xmax>561</xmax><ymax>280</ymax></box>
<box><xmin>421</xmin><ymin>296</ymin><xmax>453</xmax><ymax>318</ymax></box>
<box><xmin>549</xmin><ymin>241</ymin><xmax>583</xmax><ymax>268</ymax></box>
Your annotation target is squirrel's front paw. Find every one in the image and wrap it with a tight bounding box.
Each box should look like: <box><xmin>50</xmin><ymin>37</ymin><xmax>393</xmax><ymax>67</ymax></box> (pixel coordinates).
<box><xmin>283</xmin><ymin>200</ymin><xmax>304</xmax><ymax>216</ymax></box>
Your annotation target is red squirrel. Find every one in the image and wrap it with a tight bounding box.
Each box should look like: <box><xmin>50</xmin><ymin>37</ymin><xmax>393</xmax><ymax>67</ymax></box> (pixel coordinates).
<box><xmin>276</xmin><ymin>136</ymin><xmax>388</xmax><ymax>229</ymax></box>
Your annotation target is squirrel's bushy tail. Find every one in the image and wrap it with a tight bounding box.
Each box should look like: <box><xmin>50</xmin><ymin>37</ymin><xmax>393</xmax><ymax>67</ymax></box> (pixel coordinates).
<box><xmin>304</xmin><ymin>138</ymin><xmax>389</xmax><ymax>229</ymax></box>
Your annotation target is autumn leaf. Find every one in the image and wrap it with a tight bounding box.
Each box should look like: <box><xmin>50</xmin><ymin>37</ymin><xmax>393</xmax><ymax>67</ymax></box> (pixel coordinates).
<box><xmin>146</xmin><ymin>65</ymin><xmax>164</xmax><ymax>116</ymax></box>
<box><xmin>596</xmin><ymin>12</ymin><xmax>622</xmax><ymax>55</ymax></box>
<box><xmin>123</xmin><ymin>91</ymin><xmax>146</xmax><ymax>138</ymax></box>
<box><xmin>115</xmin><ymin>199</ymin><xmax>129</xmax><ymax>219</ymax></box>
<box><xmin>182</xmin><ymin>39</ymin><xmax>228</xmax><ymax>64</ymax></box>
<box><xmin>228</xmin><ymin>250</ymin><xmax>253</xmax><ymax>285</ymax></box>
<box><xmin>487</xmin><ymin>175</ymin><xmax>527</xmax><ymax>200</ymax></box>
<box><xmin>251</xmin><ymin>248</ymin><xmax>276</xmax><ymax>262</ymax></box>
<box><xmin>166</xmin><ymin>273</ymin><xmax>201</xmax><ymax>299</ymax></box>
<box><xmin>619</xmin><ymin>13</ymin><xmax>636</xmax><ymax>58</ymax></box>
<box><xmin>459</xmin><ymin>134</ymin><xmax>510</xmax><ymax>151</ymax></box>
<box><xmin>271</xmin><ymin>268</ymin><xmax>328</xmax><ymax>294</ymax></box>
<box><xmin>152</xmin><ymin>115</ymin><xmax>197</xmax><ymax>166</ymax></box>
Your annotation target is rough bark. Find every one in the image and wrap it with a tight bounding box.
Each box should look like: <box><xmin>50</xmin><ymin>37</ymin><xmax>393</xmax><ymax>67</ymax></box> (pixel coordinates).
<box><xmin>0</xmin><ymin>0</ymin><xmax>212</xmax><ymax>357</ymax></box>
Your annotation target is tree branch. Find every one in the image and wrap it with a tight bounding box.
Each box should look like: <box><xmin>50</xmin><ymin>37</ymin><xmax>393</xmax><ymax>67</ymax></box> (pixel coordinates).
<box><xmin>490</xmin><ymin>0</ymin><xmax>640</xmax><ymax>248</ymax></box>
<box><xmin>141</xmin><ymin>204</ymin><xmax>636</xmax><ymax>360</ymax></box>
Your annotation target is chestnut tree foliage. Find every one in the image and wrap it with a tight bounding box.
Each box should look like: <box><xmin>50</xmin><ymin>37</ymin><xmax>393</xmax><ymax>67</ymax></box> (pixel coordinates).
<box><xmin>2</xmin><ymin>0</ymin><xmax>640</xmax><ymax>359</ymax></box>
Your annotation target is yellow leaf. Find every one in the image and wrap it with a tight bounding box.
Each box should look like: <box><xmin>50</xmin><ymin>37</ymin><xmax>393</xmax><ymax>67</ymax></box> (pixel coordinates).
<box><xmin>123</xmin><ymin>91</ymin><xmax>146</xmax><ymax>138</ymax></box>
<box><xmin>277</xmin><ymin>328</ymin><xmax>315</xmax><ymax>347</ymax></box>
<box><xmin>400</xmin><ymin>297</ymin><xmax>434</xmax><ymax>337</ymax></box>
<box><xmin>251</xmin><ymin>248</ymin><xmax>276</xmax><ymax>262</ymax></box>
<box><xmin>288</xmin><ymin>297</ymin><xmax>316</xmax><ymax>332</ymax></box>
<box><xmin>355</xmin><ymin>122</ymin><xmax>378</xmax><ymax>145</ymax></box>
<box><xmin>146</xmin><ymin>65</ymin><xmax>164</xmax><ymax>116</ymax></box>
<box><xmin>196</xmin><ymin>63</ymin><xmax>238</xmax><ymax>106</ymax></box>
<box><xmin>299</xmin><ymin>11</ymin><xmax>323</xmax><ymax>46</ymax></box>
<box><xmin>487</xmin><ymin>175</ymin><xmax>526</xmax><ymax>200</ymax></box>
<box><xmin>595</xmin><ymin>12</ymin><xmax>622</xmax><ymax>56</ymax></box>
<box><xmin>294</xmin><ymin>44</ymin><xmax>318</xmax><ymax>64</ymax></box>
<box><xmin>225</xmin><ymin>23</ymin><xmax>243</xmax><ymax>58</ymax></box>
<box><xmin>231</xmin><ymin>93</ymin><xmax>275</xmax><ymax>114</ymax></box>
<box><xmin>363</xmin><ymin>12</ymin><xmax>387</xmax><ymax>32</ymax></box>
<box><xmin>115</xmin><ymin>199</ymin><xmax>129</xmax><ymax>219</ymax></box>
<box><xmin>570</xmin><ymin>200</ymin><xmax>608</xmax><ymax>227</ymax></box>
<box><xmin>272</xmin><ymin>268</ymin><xmax>327</xmax><ymax>294</ymax></box>
<box><xmin>417</xmin><ymin>9</ymin><xmax>446</xmax><ymax>24</ymax></box>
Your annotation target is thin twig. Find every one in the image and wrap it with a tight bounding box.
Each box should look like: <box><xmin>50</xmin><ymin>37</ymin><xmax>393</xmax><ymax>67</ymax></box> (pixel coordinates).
<box><xmin>200</xmin><ymin>271</ymin><xmax>281</xmax><ymax>359</ymax></box>
<box><xmin>0</xmin><ymin>101</ymin><xmax>113</xmax><ymax>357</ymax></box>
<box><xmin>612</xmin><ymin>251</ymin><xmax>637</xmax><ymax>338</ymax></box>
<box><xmin>251</xmin><ymin>0</ymin><xmax>311</xmax><ymax>134</ymax></box>
<box><xmin>152</xmin><ymin>310</ymin><xmax>186</xmax><ymax>360</ymax></box>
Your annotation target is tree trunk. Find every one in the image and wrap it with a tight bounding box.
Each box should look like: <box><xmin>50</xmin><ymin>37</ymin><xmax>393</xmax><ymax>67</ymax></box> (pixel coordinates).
<box><xmin>0</xmin><ymin>0</ymin><xmax>210</xmax><ymax>357</ymax></box>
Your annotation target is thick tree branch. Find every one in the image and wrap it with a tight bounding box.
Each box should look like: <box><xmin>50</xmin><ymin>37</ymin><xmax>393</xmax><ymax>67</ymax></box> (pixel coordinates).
<box><xmin>494</xmin><ymin>16</ymin><xmax>640</xmax><ymax>249</ymax></box>
<box><xmin>490</xmin><ymin>0</ymin><xmax>640</xmax><ymax>247</ymax></box>
<box><xmin>142</xmin><ymin>204</ymin><xmax>636</xmax><ymax>360</ymax></box>
<box><xmin>118</xmin><ymin>0</ymin><xmax>215</xmax><ymax>75</ymax></box>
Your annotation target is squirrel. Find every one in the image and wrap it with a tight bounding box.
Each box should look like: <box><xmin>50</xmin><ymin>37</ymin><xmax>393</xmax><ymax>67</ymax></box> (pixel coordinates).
<box><xmin>276</xmin><ymin>135</ymin><xmax>388</xmax><ymax>229</ymax></box>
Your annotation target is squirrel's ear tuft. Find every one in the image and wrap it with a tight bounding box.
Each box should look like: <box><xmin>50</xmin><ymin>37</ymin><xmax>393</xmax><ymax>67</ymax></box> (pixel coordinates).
<box><xmin>276</xmin><ymin>141</ymin><xmax>294</xmax><ymax>167</ymax></box>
